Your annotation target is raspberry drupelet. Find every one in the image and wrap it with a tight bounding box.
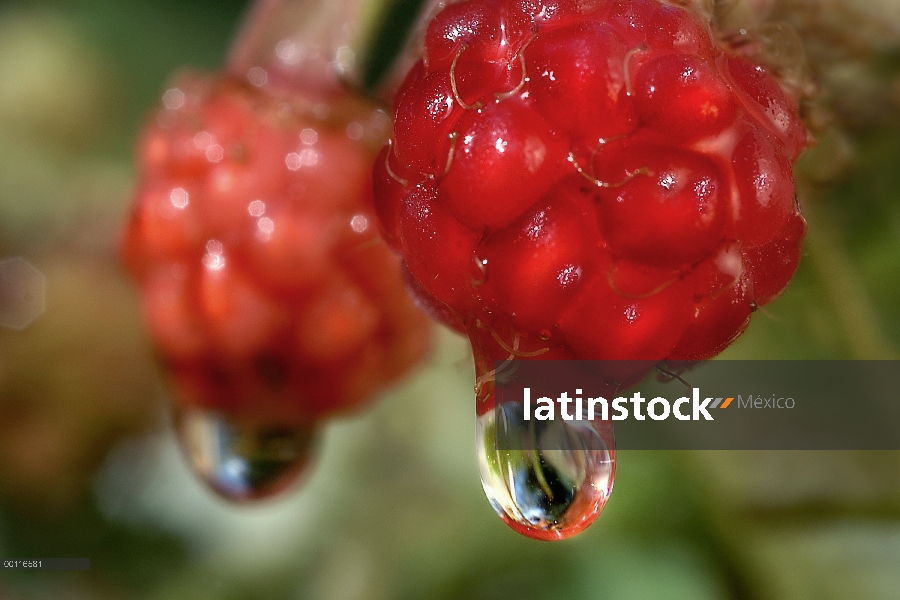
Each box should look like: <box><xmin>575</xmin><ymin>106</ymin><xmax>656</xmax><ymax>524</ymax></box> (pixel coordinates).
<box><xmin>374</xmin><ymin>0</ymin><xmax>808</xmax><ymax>538</ymax></box>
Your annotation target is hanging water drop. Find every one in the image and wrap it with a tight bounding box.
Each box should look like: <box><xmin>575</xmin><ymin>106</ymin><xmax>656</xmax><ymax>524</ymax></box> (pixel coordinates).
<box><xmin>175</xmin><ymin>406</ymin><xmax>318</xmax><ymax>502</ymax></box>
<box><xmin>476</xmin><ymin>398</ymin><xmax>615</xmax><ymax>541</ymax></box>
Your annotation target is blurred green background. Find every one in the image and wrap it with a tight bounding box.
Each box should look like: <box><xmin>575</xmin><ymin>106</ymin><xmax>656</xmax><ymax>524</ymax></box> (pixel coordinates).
<box><xmin>0</xmin><ymin>0</ymin><xmax>899</xmax><ymax>598</ymax></box>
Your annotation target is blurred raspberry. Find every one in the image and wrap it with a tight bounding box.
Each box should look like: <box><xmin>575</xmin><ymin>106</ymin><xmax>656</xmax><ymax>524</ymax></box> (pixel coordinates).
<box><xmin>123</xmin><ymin>73</ymin><xmax>431</xmax><ymax>428</ymax></box>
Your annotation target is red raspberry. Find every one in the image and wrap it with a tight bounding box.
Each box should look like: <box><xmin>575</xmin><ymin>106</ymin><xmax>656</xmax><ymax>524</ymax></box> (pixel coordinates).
<box><xmin>375</xmin><ymin>0</ymin><xmax>808</xmax><ymax>383</ymax></box>
<box><xmin>122</xmin><ymin>74</ymin><xmax>431</xmax><ymax>484</ymax></box>
<box><xmin>378</xmin><ymin>0</ymin><xmax>810</xmax><ymax>540</ymax></box>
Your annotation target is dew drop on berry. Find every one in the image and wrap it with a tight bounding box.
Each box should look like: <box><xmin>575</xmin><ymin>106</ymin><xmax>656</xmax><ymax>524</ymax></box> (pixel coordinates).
<box><xmin>476</xmin><ymin>397</ymin><xmax>615</xmax><ymax>540</ymax></box>
<box><xmin>175</xmin><ymin>405</ymin><xmax>317</xmax><ymax>502</ymax></box>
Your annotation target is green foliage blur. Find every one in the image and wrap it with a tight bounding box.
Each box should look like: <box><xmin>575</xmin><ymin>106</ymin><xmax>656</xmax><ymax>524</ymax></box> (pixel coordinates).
<box><xmin>0</xmin><ymin>0</ymin><xmax>898</xmax><ymax>598</ymax></box>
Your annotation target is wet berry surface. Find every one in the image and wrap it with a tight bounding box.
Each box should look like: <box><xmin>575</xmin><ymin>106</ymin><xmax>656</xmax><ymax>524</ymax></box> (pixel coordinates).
<box><xmin>375</xmin><ymin>0</ymin><xmax>808</xmax><ymax>395</ymax></box>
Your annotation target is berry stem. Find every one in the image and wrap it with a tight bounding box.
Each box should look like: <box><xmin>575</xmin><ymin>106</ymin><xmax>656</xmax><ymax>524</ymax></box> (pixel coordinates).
<box><xmin>226</xmin><ymin>0</ymin><xmax>390</xmax><ymax>95</ymax></box>
<box><xmin>799</xmin><ymin>181</ymin><xmax>899</xmax><ymax>359</ymax></box>
<box><xmin>372</xmin><ymin>0</ymin><xmax>448</xmax><ymax>101</ymax></box>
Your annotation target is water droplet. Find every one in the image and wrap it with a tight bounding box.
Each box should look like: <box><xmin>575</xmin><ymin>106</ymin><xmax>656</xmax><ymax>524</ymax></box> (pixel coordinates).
<box><xmin>476</xmin><ymin>401</ymin><xmax>615</xmax><ymax>540</ymax></box>
<box><xmin>175</xmin><ymin>406</ymin><xmax>318</xmax><ymax>502</ymax></box>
